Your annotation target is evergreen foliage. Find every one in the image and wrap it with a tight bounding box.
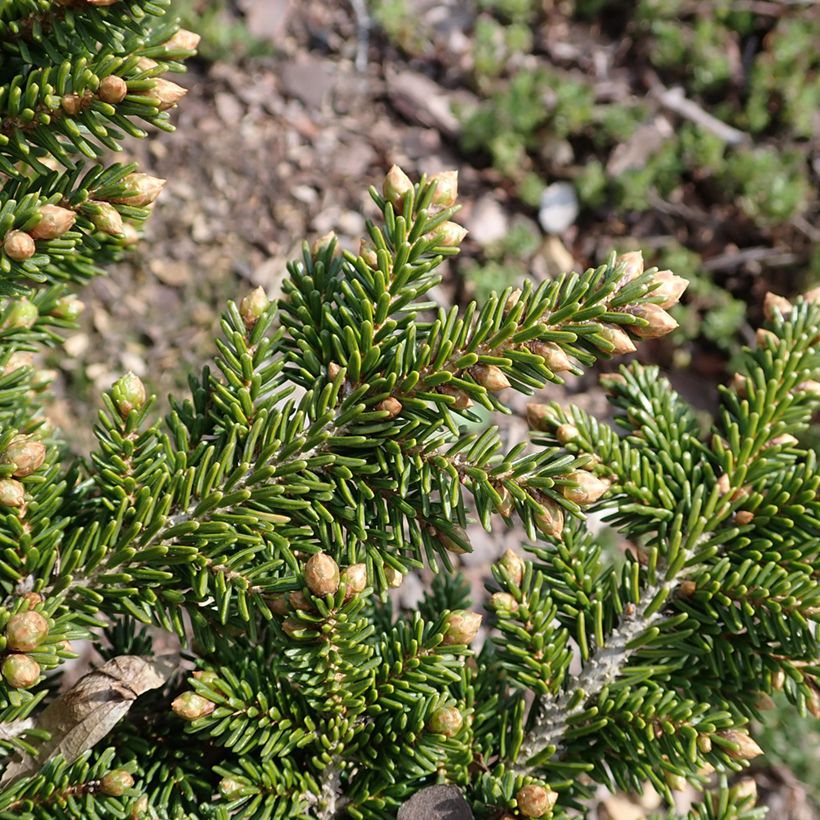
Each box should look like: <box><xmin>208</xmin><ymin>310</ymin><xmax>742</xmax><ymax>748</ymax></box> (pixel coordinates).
<box><xmin>0</xmin><ymin>3</ymin><xmax>818</xmax><ymax>819</ymax></box>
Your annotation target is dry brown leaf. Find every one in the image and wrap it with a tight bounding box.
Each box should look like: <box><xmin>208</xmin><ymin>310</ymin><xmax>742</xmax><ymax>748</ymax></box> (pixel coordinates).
<box><xmin>0</xmin><ymin>655</ymin><xmax>177</xmax><ymax>786</ymax></box>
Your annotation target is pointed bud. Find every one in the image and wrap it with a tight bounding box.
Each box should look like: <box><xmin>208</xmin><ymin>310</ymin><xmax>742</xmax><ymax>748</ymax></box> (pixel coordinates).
<box><xmin>734</xmin><ymin>510</ymin><xmax>754</xmax><ymax>525</ymax></box>
<box><xmin>239</xmin><ymin>287</ymin><xmax>269</xmax><ymax>329</ymax></box>
<box><xmin>383</xmin><ymin>165</ymin><xmax>413</xmax><ymax>208</ymax></box>
<box><xmin>731</xmin><ymin>373</ymin><xmax>747</xmax><ymax>396</ymax></box>
<box><xmin>2</xmin><ymin>654</ymin><xmax>39</xmax><ymax>688</ymax></box>
<box><xmin>534</xmin><ymin>498</ymin><xmax>564</xmax><ymax>538</ymax></box>
<box><xmin>377</xmin><ymin>397</ymin><xmax>403</xmax><ymax>418</ymax></box>
<box><xmin>171</xmin><ymin>691</ymin><xmax>215</xmax><ymax>721</ymax></box>
<box><xmin>504</xmin><ymin>288</ymin><xmax>522</xmax><ymax>313</ymax></box>
<box><xmin>804</xmin><ymin>286</ymin><xmax>820</xmax><ymax>305</ymax></box>
<box><xmin>597</xmin><ymin>324</ymin><xmax>636</xmax><ymax>355</ymax></box>
<box><xmin>516</xmin><ymin>784</ymin><xmax>557</xmax><ymax>817</ymax></box>
<box><xmin>60</xmin><ymin>93</ymin><xmax>83</xmax><ymax>115</ymax></box>
<box><xmin>4</xmin><ymin>230</ymin><xmax>35</xmax><ymax>262</ymax></box>
<box><xmin>471</xmin><ymin>364</ymin><xmax>510</xmax><ymax>392</ymax></box>
<box><xmin>629</xmin><ymin>303</ymin><xmax>678</xmax><ymax>338</ymax></box>
<box><xmin>806</xmin><ymin>687</ymin><xmax>820</xmax><ymax>718</ymax></box>
<box><xmin>218</xmin><ymin>777</ymin><xmax>245</xmax><ymax>799</ymax></box>
<box><xmin>651</xmin><ymin>270</ymin><xmax>688</xmax><ymax>309</ymax></box>
<box><xmin>529</xmin><ymin>341</ymin><xmax>573</xmax><ymax>372</ymax></box>
<box><xmin>98</xmin><ymin>75</ymin><xmax>128</xmax><ymax>104</ymax></box>
<box><xmin>4</xmin><ymin>352</ymin><xmax>34</xmax><ymax>375</ymax></box>
<box><xmin>429</xmin><ymin>170</ymin><xmax>458</xmax><ymax>207</ymax></box>
<box><xmin>600</xmin><ymin>372</ymin><xmax>627</xmax><ymax>391</ymax></box>
<box><xmin>52</xmin><ymin>295</ymin><xmax>84</xmax><ymax>321</ymax></box>
<box><xmin>696</xmin><ymin>733</ymin><xmax>712</xmax><ymax>754</ymax></box>
<box><xmin>142</xmin><ymin>78</ymin><xmax>187</xmax><ymax>111</ymax></box>
<box><xmin>499</xmin><ymin>548</ymin><xmax>524</xmax><ymax>586</ymax></box>
<box><xmin>716</xmin><ymin>473</ymin><xmax>731</xmax><ymax>494</ymax></box>
<box><xmin>304</xmin><ymin>552</ymin><xmax>340</xmax><ymax>597</ymax></box>
<box><xmin>0</xmin><ymin>479</ymin><xmax>25</xmax><ymax>507</ymax></box>
<box><xmin>732</xmin><ymin>778</ymin><xmax>758</xmax><ymax>803</ymax></box>
<box><xmin>100</xmin><ymin>769</ymin><xmax>135</xmax><ymax>797</ymax></box>
<box><xmin>763</xmin><ymin>292</ymin><xmax>792</xmax><ymax>321</ymax></box>
<box><xmin>3</xmin><ymin>436</ymin><xmax>46</xmax><ymax>477</ymax></box>
<box><xmin>328</xmin><ymin>362</ymin><xmax>342</xmax><ymax>381</ymax></box>
<box><xmin>21</xmin><ymin>592</ymin><xmax>43</xmax><ymax>607</ymax></box>
<box><xmin>384</xmin><ymin>566</ymin><xmax>404</xmax><ymax>588</ymax></box>
<box><xmin>436</xmin><ymin>525</ymin><xmax>470</xmax><ymax>555</ymax></box>
<box><xmin>30</xmin><ymin>205</ymin><xmax>76</xmax><ymax>240</ymax></box>
<box><xmin>679</xmin><ymin>580</ymin><xmax>697</xmax><ymax>597</ymax></box>
<box><xmin>526</xmin><ymin>403</ymin><xmax>553</xmax><ymax>432</ymax></box>
<box><xmin>358</xmin><ymin>239</ymin><xmax>378</xmax><ymax>267</ymax></box>
<box><xmin>771</xmin><ymin>669</ymin><xmax>786</xmax><ymax>691</ymax></box>
<box><xmin>795</xmin><ymin>380</ymin><xmax>820</xmax><ymax>398</ymax></box>
<box><xmin>765</xmin><ymin>433</ymin><xmax>799</xmax><ymax>449</ymax></box>
<box><xmin>288</xmin><ymin>590</ymin><xmax>312</xmax><ymax>611</ymax></box>
<box><xmin>490</xmin><ymin>592</ymin><xmax>519</xmax><ymax>613</ymax></box>
<box><xmin>427</xmin><ymin>705</ymin><xmax>463</xmax><ymax>737</ymax></box>
<box><xmin>281</xmin><ymin>618</ymin><xmax>302</xmax><ymax>639</ymax></box>
<box><xmin>112</xmin><ymin>372</ymin><xmax>147</xmax><ymax>417</ymax></box>
<box><xmin>440</xmin><ymin>384</ymin><xmax>472</xmax><ymax>410</ymax></box>
<box><xmin>755</xmin><ymin>328</ymin><xmax>777</xmax><ymax>347</ymax></box>
<box><xmin>311</xmin><ymin>231</ymin><xmax>337</xmax><ymax>257</ymax></box>
<box><xmin>442</xmin><ymin>610</ymin><xmax>482</xmax><ymax>646</ymax></box>
<box><xmin>341</xmin><ymin>564</ymin><xmax>367</xmax><ymax>599</ymax></box>
<box><xmin>192</xmin><ymin>670</ymin><xmax>221</xmax><ymax>687</ymax></box>
<box><xmin>433</xmin><ymin>221</ymin><xmax>468</xmax><ymax>247</ymax></box>
<box><xmin>614</xmin><ymin>250</ymin><xmax>643</xmax><ymax>283</ymax></box>
<box><xmin>120</xmin><ymin>223</ymin><xmax>140</xmax><ymax>246</ymax></box>
<box><xmin>110</xmin><ymin>173</ymin><xmax>166</xmax><ymax>207</ymax></box>
<box><xmin>556</xmin><ymin>423</ymin><xmax>579</xmax><ymax>444</ymax></box>
<box><xmin>665</xmin><ymin>772</ymin><xmax>686</xmax><ymax>792</ymax></box>
<box><xmin>90</xmin><ymin>202</ymin><xmax>124</xmax><ymax>236</ymax></box>
<box><xmin>562</xmin><ymin>470</ymin><xmax>610</xmax><ymax>505</ymax></box>
<box><xmin>136</xmin><ymin>57</ymin><xmax>159</xmax><ymax>72</ymax></box>
<box><xmin>719</xmin><ymin>730</ymin><xmax>763</xmax><ymax>760</ymax></box>
<box><xmin>130</xmin><ymin>795</ymin><xmax>150</xmax><ymax>819</ymax></box>
<box><xmin>5</xmin><ymin>298</ymin><xmax>38</xmax><ymax>329</ymax></box>
<box><xmin>755</xmin><ymin>692</ymin><xmax>775</xmax><ymax>711</ymax></box>
<box><xmin>5</xmin><ymin>610</ymin><xmax>49</xmax><ymax>651</ymax></box>
<box><xmin>165</xmin><ymin>29</ymin><xmax>202</xmax><ymax>51</ymax></box>
<box><xmin>268</xmin><ymin>594</ymin><xmax>288</xmax><ymax>615</ymax></box>
<box><xmin>495</xmin><ymin>486</ymin><xmax>513</xmax><ymax>517</ymax></box>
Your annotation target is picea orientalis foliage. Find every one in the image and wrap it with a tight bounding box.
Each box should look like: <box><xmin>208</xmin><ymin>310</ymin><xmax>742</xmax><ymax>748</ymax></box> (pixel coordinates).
<box><xmin>0</xmin><ymin>4</ymin><xmax>817</xmax><ymax>819</ymax></box>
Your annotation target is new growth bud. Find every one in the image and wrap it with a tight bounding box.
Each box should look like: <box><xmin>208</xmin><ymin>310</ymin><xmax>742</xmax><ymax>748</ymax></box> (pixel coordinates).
<box><xmin>171</xmin><ymin>691</ymin><xmax>215</xmax><ymax>721</ymax></box>
<box><xmin>597</xmin><ymin>325</ymin><xmax>636</xmax><ymax>355</ymax></box>
<box><xmin>29</xmin><ymin>205</ymin><xmax>76</xmax><ymax>240</ymax></box>
<box><xmin>534</xmin><ymin>498</ymin><xmax>565</xmax><ymax>538</ymax></box>
<box><xmin>4</xmin><ymin>231</ymin><xmax>35</xmax><ymax>262</ymax></box>
<box><xmin>239</xmin><ymin>287</ymin><xmax>269</xmax><ymax>329</ymax></box>
<box><xmin>100</xmin><ymin>769</ymin><xmax>135</xmax><ymax>797</ymax></box>
<box><xmin>218</xmin><ymin>777</ymin><xmax>245</xmax><ymax>799</ymax></box>
<box><xmin>433</xmin><ymin>221</ymin><xmax>468</xmax><ymax>247</ymax></box>
<box><xmin>90</xmin><ymin>202</ymin><xmax>125</xmax><ymax>236</ymax></box>
<box><xmin>6</xmin><ymin>298</ymin><xmax>38</xmax><ymax>329</ymax></box>
<box><xmin>562</xmin><ymin>470</ymin><xmax>610</xmax><ymax>505</ymax></box>
<box><xmin>304</xmin><ymin>552</ymin><xmax>340</xmax><ymax>597</ymax></box>
<box><xmin>471</xmin><ymin>364</ymin><xmax>510</xmax><ymax>392</ymax></box>
<box><xmin>143</xmin><ymin>78</ymin><xmax>188</xmax><ymax>111</ymax></box>
<box><xmin>3</xmin><ymin>436</ymin><xmax>46</xmax><ymax>477</ymax></box>
<box><xmin>0</xmin><ymin>479</ymin><xmax>25</xmax><ymax>507</ymax></box>
<box><xmin>526</xmin><ymin>403</ymin><xmax>553</xmax><ymax>432</ymax></box>
<box><xmin>516</xmin><ymin>784</ymin><xmax>557</xmax><ymax>817</ymax></box>
<box><xmin>5</xmin><ymin>610</ymin><xmax>49</xmax><ymax>652</ymax></box>
<box><xmin>383</xmin><ymin>165</ymin><xmax>413</xmax><ymax>208</ymax></box>
<box><xmin>165</xmin><ymin>29</ymin><xmax>202</xmax><ymax>51</ymax></box>
<box><xmin>490</xmin><ymin>592</ymin><xmax>519</xmax><ymax>613</ymax></box>
<box><xmin>112</xmin><ymin>372</ymin><xmax>147</xmax><ymax>417</ymax></box>
<box><xmin>110</xmin><ymin>174</ymin><xmax>167</xmax><ymax>207</ymax></box>
<box><xmin>429</xmin><ymin>170</ymin><xmax>458</xmax><ymax>207</ymax></box>
<box><xmin>651</xmin><ymin>270</ymin><xmax>688</xmax><ymax>309</ymax></box>
<box><xmin>442</xmin><ymin>610</ymin><xmax>482</xmax><ymax>646</ymax></box>
<box><xmin>615</xmin><ymin>250</ymin><xmax>643</xmax><ymax>283</ymax></box>
<box><xmin>427</xmin><ymin>705</ymin><xmax>463</xmax><ymax>737</ymax></box>
<box><xmin>718</xmin><ymin>730</ymin><xmax>763</xmax><ymax>760</ymax></box>
<box><xmin>529</xmin><ymin>341</ymin><xmax>572</xmax><ymax>372</ymax></box>
<box><xmin>98</xmin><ymin>75</ymin><xmax>128</xmax><ymax>104</ymax></box>
<box><xmin>2</xmin><ymin>654</ymin><xmax>40</xmax><ymax>688</ymax></box>
<box><xmin>629</xmin><ymin>303</ymin><xmax>678</xmax><ymax>338</ymax></box>
<box><xmin>763</xmin><ymin>292</ymin><xmax>793</xmax><ymax>321</ymax></box>
<box><xmin>499</xmin><ymin>548</ymin><xmax>524</xmax><ymax>586</ymax></box>
<box><xmin>377</xmin><ymin>397</ymin><xmax>403</xmax><ymax>418</ymax></box>
<box><xmin>556</xmin><ymin>423</ymin><xmax>579</xmax><ymax>444</ymax></box>
<box><xmin>341</xmin><ymin>563</ymin><xmax>367</xmax><ymax>599</ymax></box>
<box><xmin>384</xmin><ymin>566</ymin><xmax>403</xmax><ymax>588</ymax></box>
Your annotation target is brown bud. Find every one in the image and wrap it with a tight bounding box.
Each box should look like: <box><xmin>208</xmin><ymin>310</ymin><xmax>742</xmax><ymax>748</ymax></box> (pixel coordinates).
<box><xmin>442</xmin><ymin>610</ymin><xmax>482</xmax><ymax>646</ymax></box>
<box><xmin>534</xmin><ymin>498</ymin><xmax>564</xmax><ymax>539</ymax></box>
<box><xmin>21</xmin><ymin>591</ymin><xmax>43</xmax><ymax>607</ymax></box>
<box><xmin>90</xmin><ymin>202</ymin><xmax>124</xmax><ymax>236</ymax></box>
<box><xmin>755</xmin><ymin>328</ymin><xmax>778</xmax><ymax>347</ymax></box>
<box><xmin>29</xmin><ymin>205</ymin><xmax>76</xmax><ymax>240</ymax></box>
<box><xmin>651</xmin><ymin>270</ymin><xmax>688</xmax><ymax>309</ymax></box>
<box><xmin>120</xmin><ymin>223</ymin><xmax>140</xmax><ymax>246</ymax></box>
<box><xmin>3</xmin><ymin>436</ymin><xmax>46</xmax><ymax>477</ymax></box>
<box><xmin>328</xmin><ymin>362</ymin><xmax>342</xmax><ymax>381</ymax></box>
<box><xmin>136</xmin><ymin>57</ymin><xmax>159</xmax><ymax>72</ymax></box>
<box><xmin>795</xmin><ymin>380</ymin><xmax>820</xmax><ymax>398</ymax></box>
<box><xmin>516</xmin><ymin>784</ymin><xmax>557</xmax><ymax>817</ymax></box>
<box><xmin>556</xmin><ymin>423</ymin><xmax>579</xmax><ymax>444</ymax></box>
<box><xmin>429</xmin><ymin>170</ymin><xmax>458</xmax><ymax>207</ymax></box>
<box><xmin>110</xmin><ymin>173</ymin><xmax>166</xmax><ymax>207</ymax></box>
<box><xmin>165</xmin><ymin>29</ymin><xmax>202</xmax><ymax>51</ymax></box>
<box><xmin>734</xmin><ymin>510</ymin><xmax>754</xmax><ymax>526</ymax></box>
<box><xmin>614</xmin><ymin>250</ymin><xmax>643</xmax><ymax>283</ymax></box>
<box><xmin>437</xmin><ymin>526</ymin><xmax>469</xmax><ymax>555</ymax></box>
<box><xmin>358</xmin><ymin>239</ymin><xmax>378</xmax><ymax>268</ymax></box>
<box><xmin>341</xmin><ymin>563</ymin><xmax>367</xmax><ymax>599</ymax></box>
<box><xmin>4</xmin><ymin>230</ymin><xmax>35</xmax><ymax>262</ymax></box>
<box><xmin>239</xmin><ymin>287</ymin><xmax>269</xmax><ymax>329</ymax></box>
<box><xmin>383</xmin><ymin>165</ymin><xmax>413</xmax><ymax>207</ymax></box>
<box><xmin>719</xmin><ymin>730</ymin><xmax>763</xmax><ymax>760</ymax></box>
<box><xmin>143</xmin><ymin>78</ymin><xmax>187</xmax><ymax>110</ymax></box>
<box><xmin>490</xmin><ymin>592</ymin><xmax>519</xmax><ymax>613</ymax></box>
<box><xmin>504</xmin><ymin>288</ymin><xmax>522</xmax><ymax>313</ymax></box>
<box><xmin>530</xmin><ymin>341</ymin><xmax>572</xmax><ymax>372</ymax></box>
<box><xmin>311</xmin><ymin>231</ymin><xmax>337</xmax><ymax>257</ymax></box>
<box><xmin>765</xmin><ymin>433</ymin><xmax>799</xmax><ymax>449</ymax></box>
<box><xmin>60</xmin><ymin>93</ymin><xmax>83</xmax><ymax>115</ymax></box>
<box><xmin>731</xmin><ymin>373</ymin><xmax>747</xmax><ymax>396</ymax></box>
<box><xmin>384</xmin><ymin>566</ymin><xmax>403</xmax><ymax>588</ymax></box>
<box><xmin>377</xmin><ymin>397</ymin><xmax>403</xmax><ymax>418</ymax></box>
<box><xmin>4</xmin><ymin>352</ymin><xmax>34</xmax><ymax>375</ymax></box>
<box><xmin>679</xmin><ymin>579</ymin><xmax>697</xmax><ymax>597</ymax></box>
<box><xmin>732</xmin><ymin>778</ymin><xmax>758</xmax><ymax>803</ymax></box>
<box><xmin>440</xmin><ymin>384</ymin><xmax>472</xmax><ymax>410</ymax></box>
<box><xmin>427</xmin><ymin>705</ymin><xmax>463</xmax><ymax>737</ymax></box>
<box><xmin>281</xmin><ymin>618</ymin><xmax>302</xmax><ymax>639</ymax></box>
<box><xmin>806</xmin><ymin>686</ymin><xmax>820</xmax><ymax>718</ymax></box>
<box><xmin>100</xmin><ymin>769</ymin><xmax>135</xmax><ymax>797</ymax></box>
<box><xmin>171</xmin><ymin>691</ymin><xmax>215</xmax><ymax>721</ymax></box>
<box><xmin>0</xmin><ymin>479</ymin><xmax>25</xmax><ymax>507</ymax></box>
<box><xmin>755</xmin><ymin>692</ymin><xmax>775</xmax><ymax>711</ymax></box>
<box><xmin>471</xmin><ymin>364</ymin><xmax>510</xmax><ymax>393</ymax></box>
<box><xmin>716</xmin><ymin>474</ymin><xmax>731</xmax><ymax>494</ymax></box>
<box><xmin>433</xmin><ymin>221</ymin><xmax>468</xmax><ymax>247</ymax></box>
<box><xmin>87</xmin><ymin>0</ymin><xmax>119</xmax><ymax>5</ymax></box>
<box><xmin>597</xmin><ymin>324</ymin><xmax>636</xmax><ymax>355</ymax></box>
<box><xmin>629</xmin><ymin>303</ymin><xmax>678</xmax><ymax>338</ymax></box>
<box><xmin>192</xmin><ymin>670</ymin><xmax>221</xmax><ymax>687</ymax></box>
<box><xmin>803</xmin><ymin>286</ymin><xmax>820</xmax><ymax>305</ymax></box>
<box><xmin>98</xmin><ymin>75</ymin><xmax>128</xmax><ymax>104</ymax></box>
<box><xmin>526</xmin><ymin>403</ymin><xmax>553</xmax><ymax>432</ymax></box>
<box><xmin>304</xmin><ymin>552</ymin><xmax>340</xmax><ymax>597</ymax></box>
<box><xmin>771</xmin><ymin>669</ymin><xmax>786</xmax><ymax>691</ymax></box>
<box><xmin>130</xmin><ymin>794</ymin><xmax>150</xmax><ymax>819</ymax></box>
<box><xmin>561</xmin><ymin>470</ymin><xmax>610</xmax><ymax>505</ymax></box>
<box><xmin>763</xmin><ymin>292</ymin><xmax>793</xmax><ymax>321</ymax></box>
<box><xmin>5</xmin><ymin>610</ymin><xmax>49</xmax><ymax>651</ymax></box>
<box><xmin>499</xmin><ymin>548</ymin><xmax>524</xmax><ymax>586</ymax></box>
<box><xmin>599</xmin><ymin>372</ymin><xmax>627</xmax><ymax>391</ymax></box>
<box><xmin>288</xmin><ymin>590</ymin><xmax>312</xmax><ymax>611</ymax></box>
<box><xmin>2</xmin><ymin>654</ymin><xmax>40</xmax><ymax>688</ymax></box>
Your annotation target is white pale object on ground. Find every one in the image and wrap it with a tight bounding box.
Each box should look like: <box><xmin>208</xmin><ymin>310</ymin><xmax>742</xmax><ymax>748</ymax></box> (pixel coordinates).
<box><xmin>538</xmin><ymin>181</ymin><xmax>579</xmax><ymax>234</ymax></box>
